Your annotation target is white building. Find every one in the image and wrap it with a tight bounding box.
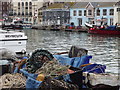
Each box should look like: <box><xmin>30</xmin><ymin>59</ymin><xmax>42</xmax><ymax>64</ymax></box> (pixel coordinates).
<box><xmin>12</xmin><ymin>0</ymin><xmax>49</xmax><ymax>24</ymax></box>
<box><xmin>114</xmin><ymin>1</ymin><xmax>120</xmax><ymax>25</ymax></box>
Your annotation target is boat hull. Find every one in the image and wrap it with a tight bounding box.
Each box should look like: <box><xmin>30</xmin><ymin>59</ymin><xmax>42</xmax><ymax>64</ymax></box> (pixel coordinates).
<box><xmin>0</xmin><ymin>29</ymin><xmax>27</xmax><ymax>54</ymax></box>
<box><xmin>2</xmin><ymin>25</ymin><xmax>23</xmax><ymax>30</ymax></box>
<box><xmin>88</xmin><ymin>29</ymin><xmax>120</xmax><ymax>35</ymax></box>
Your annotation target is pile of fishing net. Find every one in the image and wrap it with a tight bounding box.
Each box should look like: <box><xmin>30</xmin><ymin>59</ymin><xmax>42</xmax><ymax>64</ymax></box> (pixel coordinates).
<box><xmin>0</xmin><ymin>73</ymin><xmax>26</xmax><ymax>89</ymax></box>
<box><xmin>25</xmin><ymin>49</ymin><xmax>54</xmax><ymax>73</ymax></box>
<box><xmin>38</xmin><ymin>76</ymin><xmax>79</xmax><ymax>90</ymax></box>
<box><xmin>35</xmin><ymin>60</ymin><xmax>70</xmax><ymax>78</ymax></box>
<box><xmin>35</xmin><ymin>60</ymin><xmax>81</xmax><ymax>90</ymax></box>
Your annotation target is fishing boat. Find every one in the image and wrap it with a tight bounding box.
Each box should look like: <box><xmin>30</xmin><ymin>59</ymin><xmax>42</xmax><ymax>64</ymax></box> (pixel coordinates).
<box><xmin>85</xmin><ymin>22</ymin><xmax>94</xmax><ymax>29</ymax></box>
<box><xmin>85</xmin><ymin>19</ymin><xmax>120</xmax><ymax>35</ymax></box>
<box><xmin>0</xmin><ymin>29</ymin><xmax>27</xmax><ymax>54</ymax></box>
<box><xmin>88</xmin><ymin>25</ymin><xmax>120</xmax><ymax>35</ymax></box>
<box><xmin>2</xmin><ymin>17</ymin><xmax>32</xmax><ymax>30</ymax></box>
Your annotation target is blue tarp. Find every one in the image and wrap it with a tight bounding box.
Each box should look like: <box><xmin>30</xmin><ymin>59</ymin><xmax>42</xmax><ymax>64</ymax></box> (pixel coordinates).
<box><xmin>53</xmin><ymin>55</ymin><xmax>92</xmax><ymax>68</ymax></box>
<box><xmin>106</xmin><ymin>25</ymin><xmax>116</xmax><ymax>30</ymax></box>
<box><xmin>82</xmin><ymin>63</ymin><xmax>106</xmax><ymax>73</ymax></box>
<box><xmin>53</xmin><ymin>55</ymin><xmax>106</xmax><ymax>74</ymax></box>
<box><xmin>26</xmin><ymin>77</ymin><xmax>42</xmax><ymax>90</ymax></box>
<box><xmin>20</xmin><ymin>69</ymin><xmax>42</xmax><ymax>89</ymax></box>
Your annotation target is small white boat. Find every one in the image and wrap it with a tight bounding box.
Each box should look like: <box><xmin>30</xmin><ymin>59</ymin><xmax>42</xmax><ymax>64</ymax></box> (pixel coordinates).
<box><xmin>0</xmin><ymin>29</ymin><xmax>27</xmax><ymax>54</ymax></box>
<box><xmin>85</xmin><ymin>22</ymin><xmax>94</xmax><ymax>28</ymax></box>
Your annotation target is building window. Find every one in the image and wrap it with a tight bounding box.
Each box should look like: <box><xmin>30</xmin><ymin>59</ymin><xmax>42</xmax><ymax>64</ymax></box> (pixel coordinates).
<box><xmin>25</xmin><ymin>2</ymin><xmax>28</xmax><ymax>6</ymax></box>
<box><xmin>103</xmin><ymin>9</ymin><xmax>107</xmax><ymax>15</ymax></box>
<box><xmin>18</xmin><ymin>2</ymin><xmax>20</xmax><ymax>6</ymax></box>
<box><xmin>22</xmin><ymin>12</ymin><xmax>24</xmax><ymax>16</ymax></box>
<box><xmin>14</xmin><ymin>12</ymin><xmax>16</xmax><ymax>16</ymax></box>
<box><xmin>26</xmin><ymin>7</ymin><xmax>28</xmax><ymax>9</ymax></box>
<box><xmin>109</xmin><ymin>9</ymin><xmax>114</xmax><ymax>15</ymax></box>
<box><xmin>29</xmin><ymin>2</ymin><xmax>32</xmax><ymax>6</ymax></box>
<box><xmin>29</xmin><ymin>7</ymin><xmax>32</xmax><ymax>9</ymax></box>
<box><xmin>78</xmin><ymin>10</ymin><xmax>82</xmax><ymax>16</ymax></box>
<box><xmin>29</xmin><ymin>12</ymin><xmax>32</xmax><ymax>16</ymax></box>
<box><xmin>18</xmin><ymin>12</ymin><xmax>20</xmax><ymax>16</ymax></box>
<box><xmin>22</xmin><ymin>2</ymin><xmax>24</xmax><ymax>6</ymax></box>
<box><xmin>117</xmin><ymin>8</ymin><xmax>120</xmax><ymax>12</ymax></box>
<box><xmin>84</xmin><ymin>10</ymin><xmax>86</xmax><ymax>16</ymax></box>
<box><xmin>26</xmin><ymin>12</ymin><xmax>28</xmax><ymax>15</ymax></box>
<box><xmin>97</xmin><ymin>9</ymin><xmax>100</xmax><ymax>16</ymax></box>
<box><xmin>88</xmin><ymin>10</ymin><xmax>92</xmax><ymax>16</ymax></box>
<box><xmin>73</xmin><ymin>10</ymin><xmax>76</xmax><ymax>16</ymax></box>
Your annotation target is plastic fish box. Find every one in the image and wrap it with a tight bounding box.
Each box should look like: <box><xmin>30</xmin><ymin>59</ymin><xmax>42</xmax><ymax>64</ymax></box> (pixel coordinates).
<box><xmin>69</xmin><ymin>66</ymin><xmax>83</xmax><ymax>88</ymax></box>
<box><xmin>0</xmin><ymin>60</ymin><xmax>11</xmax><ymax>75</ymax></box>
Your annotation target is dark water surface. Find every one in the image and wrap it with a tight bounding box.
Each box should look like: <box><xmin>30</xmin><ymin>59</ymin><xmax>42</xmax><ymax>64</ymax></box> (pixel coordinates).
<box><xmin>24</xmin><ymin>29</ymin><xmax>120</xmax><ymax>74</ymax></box>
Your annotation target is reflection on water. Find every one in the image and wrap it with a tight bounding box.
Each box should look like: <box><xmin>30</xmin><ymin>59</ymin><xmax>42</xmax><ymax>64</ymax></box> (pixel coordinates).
<box><xmin>24</xmin><ymin>29</ymin><xmax>120</xmax><ymax>74</ymax></box>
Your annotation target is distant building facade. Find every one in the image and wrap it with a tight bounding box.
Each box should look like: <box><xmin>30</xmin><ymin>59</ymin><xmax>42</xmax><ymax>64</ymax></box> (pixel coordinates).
<box><xmin>42</xmin><ymin>9</ymin><xmax>70</xmax><ymax>25</ymax></box>
<box><xmin>114</xmin><ymin>1</ymin><xmax>120</xmax><ymax>25</ymax></box>
<box><xmin>38</xmin><ymin>2</ymin><xmax>52</xmax><ymax>24</ymax></box>
<box><xmin>12</xmin><ymin>0</ymin><xmax>47</xmax><ymax>24</ymax></box>
<box><xmin>0</xmin><ymin>0</ymin><xmax>12</xmax><ymax>20</ymax></box>
<box><xmin>42</xmin><ymin>2</ymin><xmax>74</xmax><ymax>26</ymax></box>
<box><xmin>70</xmin><ymin>2</ymin><xmax>116</xmax><ymax>26</ymax></box>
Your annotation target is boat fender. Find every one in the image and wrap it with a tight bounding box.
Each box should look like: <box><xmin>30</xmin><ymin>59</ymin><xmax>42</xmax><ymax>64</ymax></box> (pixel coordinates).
<box><xmin>36</xmin><ymin>74</ymin><xmax>45</xmax><ymax>81</ymax></box>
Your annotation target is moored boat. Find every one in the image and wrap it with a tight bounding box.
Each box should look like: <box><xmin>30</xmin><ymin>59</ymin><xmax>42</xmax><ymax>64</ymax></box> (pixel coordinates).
<box><xmin>88</xmin><ymin>25</ymin><xmax>120</xmax><ymax>35</ymax></box>
<box><xmin>0</xmin><ymin>29</ymin><xmax>27</xmax><ymax>54</ymax></box>
<box><xmin>85</xmin><ymin>22</ymin><xmax>94</xmax><ymax>29</ymax></box>
<box><xmin>2</xmin><ymin>17</ymin><xmax>32</xmax><ymax>30</ymax></box>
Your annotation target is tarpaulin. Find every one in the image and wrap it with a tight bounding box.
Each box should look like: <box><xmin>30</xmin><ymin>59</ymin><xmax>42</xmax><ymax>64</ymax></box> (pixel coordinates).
<box><xmin>53</xmin><ymin>55</ymin><xmax>92</xmax><ymax>68</ymax></box>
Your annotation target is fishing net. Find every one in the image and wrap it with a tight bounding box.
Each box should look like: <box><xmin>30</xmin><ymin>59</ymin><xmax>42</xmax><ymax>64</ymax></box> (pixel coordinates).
<box><xmin>25</xmin><ymin>49</ymin><xmax>54</xmax><ymax>73</ymax></box>
<box><xmin>38</xmin><ymin>76</ymin><xmax>79</xmax><ymax>90</ymax></box>
<box><xmin>0</xmin><ymin>73</ymin><xmax>26</xmax><ymax>89</ymax></box>
<box><xmin>35</xmin><ymin>60</ymin><xmax>70</xmax><ymax>78</ymax></box>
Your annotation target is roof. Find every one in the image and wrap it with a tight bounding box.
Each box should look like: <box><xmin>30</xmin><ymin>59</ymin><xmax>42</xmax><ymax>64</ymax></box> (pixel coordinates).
<box><xmin>72</xmin><ymin>2</ymin><xmax>88</xmax><ymax>8</ymax></box>
<box><xmin>96</xmin><ymin>2</ymin><xmax>116</xmax><ymax>7</ymax></box>
<box><xmin>47</xmin><ymin>2</ymin><xmax>76</xmax><ymax>9</ymax></box>
<box><xmin>72</xmin><ymin>2</ymin><xmax>116</xmax><ymax>9</ymax></box>
<box><xmin>115</xmin><ymin>1</ymin><xmax>120</xmax><ymax>6</ymax></box>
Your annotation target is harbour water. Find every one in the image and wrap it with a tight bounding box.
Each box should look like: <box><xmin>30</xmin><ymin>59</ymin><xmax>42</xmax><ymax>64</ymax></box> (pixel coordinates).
<box><xmin>24</xmin><ymin>29</ymin><xmax>120</xmax><ymax>74</ymax></box>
